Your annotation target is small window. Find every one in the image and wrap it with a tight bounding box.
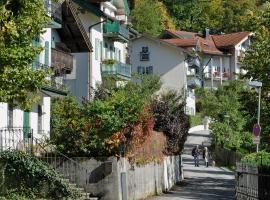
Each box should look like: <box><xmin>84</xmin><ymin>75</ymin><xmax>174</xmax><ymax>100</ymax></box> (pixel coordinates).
<box><xmin>140</xmin><ymin>52</ymin><xmax>149</xmax><ymax>61</ymax></box>
<box><xmin>137</xmin><ymin>66</ymin><xmax>145</xmax><ymax>74</ymax></box>
<box><xmin>137</xmin><ymin>66</ymin><xmax>153</xmax><ymax>75</ymax></box>
<box><xmin>142</xmin><ymin>47</ymin><xmax>149</xmax><ymax>53</ymax></box>
<box><xmin>7</xmin><ymin>104</ymin><xmax>13</xmax><ymax>127</ymax></box>
<box><xmin>146</xmin><ymin>66</ymin><xmax>153</xmax><ymax>74</ymax></box>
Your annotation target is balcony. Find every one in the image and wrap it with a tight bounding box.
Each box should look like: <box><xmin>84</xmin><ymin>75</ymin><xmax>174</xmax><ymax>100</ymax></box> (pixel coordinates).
<box><xmin>32</xmin><ymin>62</ymin><xmax>68</xmax><ymax>96</ymax></box>
<box><xmin>51</xmin><ymin>48</ymin><xmax>74</xmax><ymax>75</ymax></box>
<box><xmin>103</xmin><ymin>21</ymin><xmax>129</xmax><ymax>42</ymax></box>
<box><xmin>101</xmin><ymin>62</ymin><xmax>131</xmax><ymax>80</ymax></box>
<box><xmin>45</xmin><ymin>0</ymin><xmax>62</xmax><ymax>27</ymax></box>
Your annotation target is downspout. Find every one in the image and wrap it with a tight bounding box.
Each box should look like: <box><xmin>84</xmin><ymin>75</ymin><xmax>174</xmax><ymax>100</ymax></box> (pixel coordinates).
<box><xmin>88</xmin><ymin>19</ymin><xmax>107</xmax><ymax>100</ymax></box>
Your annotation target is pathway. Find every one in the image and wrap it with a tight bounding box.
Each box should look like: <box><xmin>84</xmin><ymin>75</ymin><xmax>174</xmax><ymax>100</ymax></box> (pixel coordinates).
<box><xmin>148</xmin><ymin>125</ymin><xmax>235</xmax><ymax>200</ymax></box>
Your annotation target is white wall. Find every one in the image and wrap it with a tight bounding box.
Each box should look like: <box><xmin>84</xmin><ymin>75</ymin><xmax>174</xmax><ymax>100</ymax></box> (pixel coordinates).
<box><xmin>130</xmin><ymin>37</ymin><xmax>186</xmax><ymax>94</ymax></box>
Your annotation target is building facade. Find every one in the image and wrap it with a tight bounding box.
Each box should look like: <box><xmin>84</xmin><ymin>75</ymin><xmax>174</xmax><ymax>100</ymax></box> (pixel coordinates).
<box><xmin>130</xmin><ymin>34</ymin><xmax>196</xmax><ymax>115</ymax></box>
<box><xmin>160</xmin><ymin>29</ymin><xmax>253</xmax><ymax>89</ymax></box>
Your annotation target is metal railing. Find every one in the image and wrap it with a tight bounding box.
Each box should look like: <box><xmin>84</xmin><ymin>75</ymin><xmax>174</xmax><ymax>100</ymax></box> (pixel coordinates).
<box><xmin>101</xmin><ymin>62</ymin><xmax>132</xmax><ymax>79</ymax></box>
<box><xmin>0</xmin><ymin>127</ymin><xmax>33</xmax><ymax>153</ymax></box>
<box><xmin>33</xmin><ymin>138</ymin><xmax>89</xmax><ymax>194</ymax></box>
<box><xmin>32</xmin><ymin>61</ymin><xmax>67</xmax><ymax>92</ymax></box>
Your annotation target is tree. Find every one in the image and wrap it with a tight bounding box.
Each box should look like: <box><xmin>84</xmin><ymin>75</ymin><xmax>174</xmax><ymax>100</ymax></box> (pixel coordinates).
<box><xmin>197</xmin><ymin>81</ymin><xmax>253</xmax><ymax>152</ymax></box>
<box><xmin>131</xmin><ymin>0</ymin><xmax>175</xmax><ymax>36</ymax></box>
<box><xmin>0</xmin><ymin>0</ymin><xmax>49</xmax><ymax>109</ymax></box>
<box><xmin>161</xmin><ymin>0</ymin><xmax>258</xmax><ymax>33</ymax></box>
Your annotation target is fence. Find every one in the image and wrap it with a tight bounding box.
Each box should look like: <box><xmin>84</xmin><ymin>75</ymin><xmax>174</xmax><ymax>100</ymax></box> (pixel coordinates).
<box><xmin>0</xmin><ymin>127</ymin><xmax>33</xmax><ymax>153</ymax></box>
<box><xmin>236</xmin><ymin>162</ymin><xmax>270</xmax><ymax>200</ymax></box>
<box><xmin>214</xmin><ymin>146</ymin><xmax>242</xmax><ymax>166</ymax></box>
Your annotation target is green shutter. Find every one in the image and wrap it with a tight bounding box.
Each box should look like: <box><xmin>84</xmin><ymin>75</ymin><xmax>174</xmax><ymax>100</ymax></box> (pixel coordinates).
<box><xmin>100</xmin><ymin>41</ymin><xmax>103</xmax><ymax>61</ymax></box>
<box><xmin>44</xmin><ymin>41</ymin><xmax>49</xmax><ymax>67</ymax></box>
<box><xmin>95</xmin><ymin>38</ymin><xmax>99</xmax><ymax>60</ymax></box>
<box><xmin>23</xmin><ymin>111</ymin><xmax>30</xmax><ymax>139</ymax></box>
<box><xmin>32</xmin><ymin>38</ymin><xmax>40</xmax><ymax>70</ymax></box>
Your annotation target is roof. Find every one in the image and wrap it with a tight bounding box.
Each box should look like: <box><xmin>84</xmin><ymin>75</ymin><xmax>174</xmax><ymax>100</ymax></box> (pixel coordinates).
<box><xmin>162</xmin><ymin>36</ymin><xmax>223</xmax><ymax>56</ymax></box>
<box><xmin>160</xmin><ymin>30</ymin><xmax>252</xmax><ymax>55</ymax></box>
<box><xmin>212</xmin><ymin>32</ymin><xmax>252</xmax><ymax>48</ymax></box>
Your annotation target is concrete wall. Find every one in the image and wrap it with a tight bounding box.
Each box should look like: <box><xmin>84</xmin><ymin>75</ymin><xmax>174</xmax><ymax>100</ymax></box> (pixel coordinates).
<box><xmin>65</xmin><ymin>156</ymin><xmax>181</xmax><ymax>200</ymax></box>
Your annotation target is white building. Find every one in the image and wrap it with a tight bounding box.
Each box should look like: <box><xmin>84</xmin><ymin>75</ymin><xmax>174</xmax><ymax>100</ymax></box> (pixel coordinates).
<box><xmin>63</xmin><ymin>0</ymin><xmax>132</xmax><ymax>101</ymax></box>
<box><xmin>130</xmin><ymin>34</ymin><xmax>196</xmax><ymax>115</ymax></box>
<box><xmin>160</xmin><ymin>29</ymin><xmax>253</xmax><ymax>89</ymax></box>
<box><xmin>0</xmin><ymin>0</ymin><xmax>75</xmax><ymax>150</ymax></box>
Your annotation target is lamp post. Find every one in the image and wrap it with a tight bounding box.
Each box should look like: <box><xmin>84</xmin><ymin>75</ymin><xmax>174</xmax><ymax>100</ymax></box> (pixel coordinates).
<box><xmin>249</xmin><ymin>81</ymin><xmax>262</xmax><ymax>152</ymax></box>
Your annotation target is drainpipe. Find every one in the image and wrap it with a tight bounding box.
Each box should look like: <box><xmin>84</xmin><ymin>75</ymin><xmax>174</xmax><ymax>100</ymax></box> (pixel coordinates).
<box><xmin>88</xmin><ymin>19</ymin><xmax>107</xmax><ymax>100</ymax></box>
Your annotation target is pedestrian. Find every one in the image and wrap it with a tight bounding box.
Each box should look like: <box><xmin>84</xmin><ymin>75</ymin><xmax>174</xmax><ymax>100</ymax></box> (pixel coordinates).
<box><xmin>192</xmin><ymin>145</ymin><xmax>200</xmax><ymax>167</ymax></box>
<box><xmin>203</xmin><ymin>147</ymin><xmax>209</xmax><ymax>167</ymax></box>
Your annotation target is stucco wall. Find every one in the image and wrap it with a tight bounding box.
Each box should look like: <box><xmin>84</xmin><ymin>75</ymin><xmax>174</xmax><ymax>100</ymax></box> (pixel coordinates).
<box><xmin>130</xmin><ymin>37</ymin><xmax>186</xmax><ymax>94</ymax></box>
<box><xmin>60</xmin><ymin>156</ymin><xmax>182</xmax><ymax>200</ymax></box>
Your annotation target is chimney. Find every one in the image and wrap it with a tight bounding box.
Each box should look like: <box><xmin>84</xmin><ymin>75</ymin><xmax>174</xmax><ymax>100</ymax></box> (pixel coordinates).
<box><xmin>205</xmin><ymin>28</ymin><xmax>210</xmax><ymax>39</ymax></box>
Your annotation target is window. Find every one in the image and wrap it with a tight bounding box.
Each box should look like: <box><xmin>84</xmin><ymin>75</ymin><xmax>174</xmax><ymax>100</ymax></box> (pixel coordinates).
<box><xmin>140</xmin><ymin>46</ymin><xmax>149</xmax><ymax>61</ymax></box>
<box><xmin>95</xmin><ymin>38</ymin><xmax>100</xmax><ymax>60</ymax></box>
<box><xmin>137</xmin><ymin>66</ymin><xmax>153</xmax><ymax>74</ymax></box>
<box><xmin>38</xmin><ymin>105</ymin><xmax>42</xmax><ymax>134</ymax></box>
<box><xmin>104</xmin><ymin>43</ymin><xmax>109</xmax><ymax>59</ymax></box>
<box><xmin>118</xmin><ymin>49</ymin><xmax>121</xmax><ymax>62</ymax></box>
<box><xmin>100</xmin><ymin>41</ymin><xmax>103</xmax><ymax>61</ymax></box>
<box><xmin>7</xmin><ymin>104</ymin><xmax>13</xmax><ymax>127</ymax></box>
<box><xmin>110</xmin><ymin>45</ymin><xmax>114</xmax><ymax>59</ymax></box>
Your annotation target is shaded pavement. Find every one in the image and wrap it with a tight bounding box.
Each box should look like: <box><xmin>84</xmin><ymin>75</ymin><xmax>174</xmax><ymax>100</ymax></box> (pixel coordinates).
<box><xmin>148</xmin><ymin>125</ymin><xmax>235</xmax><ymax>200</ymax></box>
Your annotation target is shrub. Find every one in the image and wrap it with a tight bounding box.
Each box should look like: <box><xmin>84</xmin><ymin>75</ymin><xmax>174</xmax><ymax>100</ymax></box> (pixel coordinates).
<box><xmin>0</xmin><ymin>150</ymin><xmax>80</xmax><ymax>199</ymax></box>
<box><xmin>242</xmin><ymin>151</ymin><xmax>270</xmax><ymax>167</ymax></box>
<box><xmin>151</xmin><ymin>91</ymin><xmax>190</xmax><ymax>154</ymax></box>
<box><xmin>51</xmin><ymin>75</ymin><xmax>162</xmax><ymax>157</ymax></box>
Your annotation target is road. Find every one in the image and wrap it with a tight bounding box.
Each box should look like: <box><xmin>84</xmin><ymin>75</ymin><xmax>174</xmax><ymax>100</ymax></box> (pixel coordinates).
<box><xmin>148</xmin><ymin>125</ymin><xmax>235</xmax><ymax>200</ymax></box>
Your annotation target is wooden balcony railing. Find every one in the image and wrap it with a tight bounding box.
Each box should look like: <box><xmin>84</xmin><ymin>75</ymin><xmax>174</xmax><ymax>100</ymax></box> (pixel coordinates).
<box><xmin>51</xmin><ymin>48</ymin><xmax>73</xmax><ymax>74</ymax></box>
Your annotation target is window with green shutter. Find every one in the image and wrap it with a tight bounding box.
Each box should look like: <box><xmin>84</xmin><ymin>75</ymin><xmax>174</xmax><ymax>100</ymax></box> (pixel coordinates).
<box><xmin>32</xmin><ymin>38</ymin><xmax>40</xmax><ymax>70</ymax></box>
<box><xmin>118</xmin><ymin>49</ymin><xmax>121</xmax><ymax>62</ymax></box>
<box><xmin>100</xmin><ymin>41</ymin><xmax>103</xmax><ymax>61</ymax></box>
<box><xmin>44</xmin><ymin>41</ymin><xmax>49</xmax><ymax>67</ymax></box>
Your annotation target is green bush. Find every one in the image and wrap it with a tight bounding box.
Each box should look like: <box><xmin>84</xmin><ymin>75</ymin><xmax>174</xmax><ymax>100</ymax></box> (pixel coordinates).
<box><xmin>51</xmin><ymin>75</ymin><xmax>162</xmax><ymax>157</ymax></box>
<box><xmin>242</xmin><ymin>151</ymin><xmax>270</xmax><ymax>167</ymax></box>
<box><xmin>0</xmin><ymin>150</ymin><xmax>80</xmax><ymax>199</ymax></box>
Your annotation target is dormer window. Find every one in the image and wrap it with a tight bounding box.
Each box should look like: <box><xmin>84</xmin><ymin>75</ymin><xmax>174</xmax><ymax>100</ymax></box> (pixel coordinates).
<box><xmin>140</xmin><ymin>46</ymin><xmax>149</xmax><ymax>61</ymax></box>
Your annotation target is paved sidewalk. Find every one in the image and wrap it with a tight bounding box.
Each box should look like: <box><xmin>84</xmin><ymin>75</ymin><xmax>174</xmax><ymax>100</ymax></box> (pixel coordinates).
<box><xmin>148</xmin><ymin>125</ymin><xmax>235</xmax><ymax>200</ymax></box>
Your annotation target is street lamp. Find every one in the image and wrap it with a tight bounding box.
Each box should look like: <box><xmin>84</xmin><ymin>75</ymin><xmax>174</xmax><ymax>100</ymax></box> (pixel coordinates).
<box><xmin>249</xmin><ymin>80</ymin><xmax>262</xmax><ymax>152</ymax></box>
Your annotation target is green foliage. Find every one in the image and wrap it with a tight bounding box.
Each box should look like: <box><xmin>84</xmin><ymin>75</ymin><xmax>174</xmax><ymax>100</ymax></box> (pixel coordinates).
<box><xmin>197</xmin><ymin>81</ymin><xmax>253</xmax><ymax>152</ymax></box>
<box><xmin>131</xmin><ymin>0</ymin><xmax>175</xmax><ymax>36</ymax></box>
<box><xmin>242</xmin><ymin>151</ymin><xmax>270</xmax><ymax>167</ymax></box>
<box><xmin>241</xmin><ymin>2</ymin><xmax>270</xmax><ymax>151</ymax></box>
<box><xmin>162</xmin><ymin>0</ymin><xmax>259</xmax><ymax>33</ymax></box>
<box><xmin>51</xmin><ymin>75</ymin><xmax>162</xmax><ymax>157</ymax></box>
<box><xmin>151</xmin><ymin>90</ymin><xmax>190</xmax><ymax>154</ymax></box>
<box><xmin>0</xmin><ymin>0</ymin><xmax>49</xmax><ymax>109</ymax></box>
<box><xmin>190</xmin><ymin>113</ymin><xmax>202</xmax><ymax>127</ymax></box>
<box><xmin>0</xmin><ymin>150</ymin><xmax>80</xmax><ymax>199</ymax></box>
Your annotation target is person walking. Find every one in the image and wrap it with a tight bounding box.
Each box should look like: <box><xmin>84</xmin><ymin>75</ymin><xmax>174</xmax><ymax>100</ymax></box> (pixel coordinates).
<box><xmin>192</xmin><ymin>145</ymin><xmax>200</xmax><ymax>167</ymax></box>
<box><xmin>203</xmin><ymin>147</ymin><xmax>209</xmax><ymax>167</ymax></box>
